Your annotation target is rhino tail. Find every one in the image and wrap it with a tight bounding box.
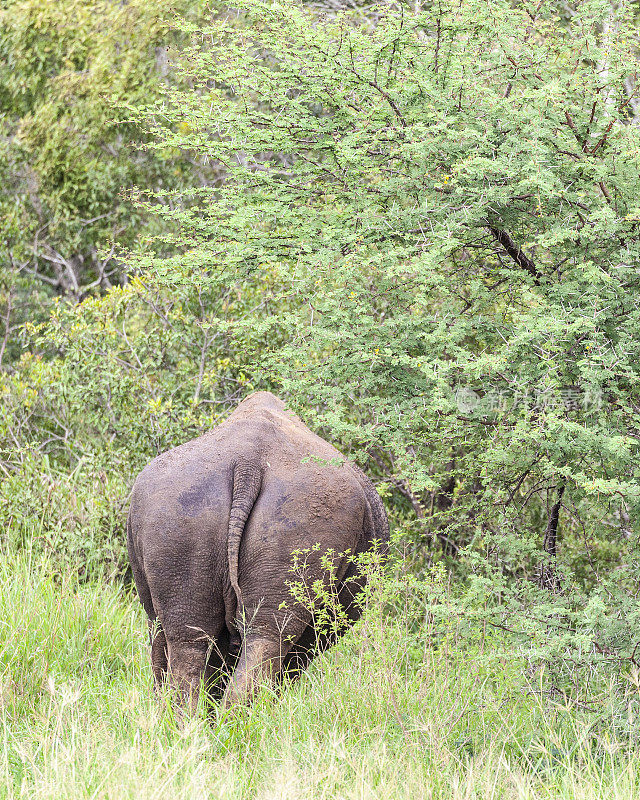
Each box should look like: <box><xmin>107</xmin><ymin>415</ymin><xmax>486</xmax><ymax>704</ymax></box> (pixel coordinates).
<box><xmin>228</xmin><ymin>461</ymin><xmax>263</xmax><ymax>613</ymax></box>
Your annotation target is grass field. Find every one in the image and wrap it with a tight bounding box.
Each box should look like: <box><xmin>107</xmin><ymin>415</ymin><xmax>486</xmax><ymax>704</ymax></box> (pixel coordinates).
<box><xmin>1</xmin><ymin>552</ymin><xmax>639</xmax><ymax>799</ymax></box>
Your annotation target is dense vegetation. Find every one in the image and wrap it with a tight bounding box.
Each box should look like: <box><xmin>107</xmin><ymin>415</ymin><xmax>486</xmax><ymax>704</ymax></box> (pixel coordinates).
<box><xmin>2</xmin><ymin>0</ymin><xmax>640</xmax><ymax>794</ymax></box>
<box><xmin>3</xmin><ymin>547</ymin><xmax>640</xmax><ymax>798</ymax></box>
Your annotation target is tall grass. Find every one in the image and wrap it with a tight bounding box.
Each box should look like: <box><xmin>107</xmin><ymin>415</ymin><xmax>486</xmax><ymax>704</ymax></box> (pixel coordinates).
<box><xmin>0</xmin><ymin>549</ymin><xmax>639</xmax><ymax>799</ymax></box>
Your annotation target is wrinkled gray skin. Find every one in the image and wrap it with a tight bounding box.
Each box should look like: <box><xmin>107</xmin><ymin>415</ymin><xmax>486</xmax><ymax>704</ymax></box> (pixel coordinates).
<box><xmin>127</xmin><ymin>392</ymin><xmax>389</xmax><ymax>709</ymax></box>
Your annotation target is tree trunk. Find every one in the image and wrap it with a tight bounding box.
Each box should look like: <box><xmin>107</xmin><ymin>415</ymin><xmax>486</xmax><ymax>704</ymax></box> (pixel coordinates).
<box><xmin>538</xmin><ymin>482</ymin><xmax>565</xmax><ymax>591</ymax></box>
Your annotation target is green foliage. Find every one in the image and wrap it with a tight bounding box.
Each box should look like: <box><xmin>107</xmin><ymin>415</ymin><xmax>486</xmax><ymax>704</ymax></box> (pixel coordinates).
<box><xmin>0</xmin><ymin>0</ymin><xmax>216</xmax><ymax>383</ymax></box>
<box><xmin>0</xmin><ymin>0</ymin><xmax>192</xmax><ymax>281</ymax></box>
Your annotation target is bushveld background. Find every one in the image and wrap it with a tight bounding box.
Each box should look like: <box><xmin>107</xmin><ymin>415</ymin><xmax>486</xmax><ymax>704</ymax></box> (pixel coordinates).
<box><xmin>2</xmin><ymin>0</ymin><xmax>640</xmax><ymax>796</ymax></box>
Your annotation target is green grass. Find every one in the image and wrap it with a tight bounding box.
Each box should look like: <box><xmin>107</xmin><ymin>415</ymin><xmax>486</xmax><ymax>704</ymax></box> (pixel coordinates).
<box><xmin>1</xmin><ymin>552</ymin><xmax>639</xmax><ymax>799</ymax></box>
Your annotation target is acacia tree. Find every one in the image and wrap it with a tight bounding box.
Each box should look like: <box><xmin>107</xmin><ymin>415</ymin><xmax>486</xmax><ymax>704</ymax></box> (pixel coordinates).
<box><xmin>120</xmin><ymin>0</ymin><xmax>640</xmax><ymax>671</ymax></box>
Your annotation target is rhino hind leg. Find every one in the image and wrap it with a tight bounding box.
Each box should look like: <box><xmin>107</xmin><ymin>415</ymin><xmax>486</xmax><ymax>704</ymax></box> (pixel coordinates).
<box><xmin>221</xmin><ymin>635</ymin><xmax>289</xmax><ymax>708</ymax></box>
<box><xmin>165</xmin><ymin>639</ymin><xmax>212</xmax><ymax>714</ymax></box>
<box><xmin>162</xmin><ymin>612</ymin><xmax>229</xmax><ymax>712</ymax></box>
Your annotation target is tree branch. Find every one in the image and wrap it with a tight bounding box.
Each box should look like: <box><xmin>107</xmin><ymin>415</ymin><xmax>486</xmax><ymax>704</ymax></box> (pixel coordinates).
<box><xmin>488</xmin><ymin>227</ymin><xmax>541</xmax><ymax>283</ymax></box>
